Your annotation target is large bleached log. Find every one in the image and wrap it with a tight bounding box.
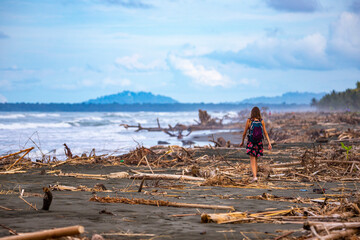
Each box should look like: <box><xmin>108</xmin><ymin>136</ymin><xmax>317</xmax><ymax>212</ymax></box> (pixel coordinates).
<box><xmin>202</xmin><ymin>208</ymin><xmax>303</xmax><ymax>224</ymax></box>
<box><xmin>305</xmin><ymin>221</ymin><xmax>360</xmax><ymax>231</ymax></box>
<box><xmin>131</xmin><ymin>173</ymin><xmax>205</xmax><ymax>181</ymax></box>
<box><xmin>90</xmin><ymin>196</ymin><xmax>234</xmax><ymax>211</ymax></box>
<box><xmin>201</xmin><ymin>212</ymin><xmax>248</xmax><ymax>223</ymax></box>
<box><xmin>307</xmin><ymin>228</ymin><xmax>358</xmax><ymax>240</ymax></box>
<box><xmin>268</xmin><ymin>161</ymin><xmax>302</xmax><ymax>168</ymax></box>
<box><xmin>0</xmin><ymin>225</ymin><xmax>84</xmax><ymax>240</ymax></box>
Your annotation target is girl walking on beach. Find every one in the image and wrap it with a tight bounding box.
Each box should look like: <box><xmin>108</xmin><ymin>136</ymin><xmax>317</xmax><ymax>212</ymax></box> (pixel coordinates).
<box><xmin>240</xmin><ymin>107</ymin><xmax>272</xmax><ymax>182</ymax></box>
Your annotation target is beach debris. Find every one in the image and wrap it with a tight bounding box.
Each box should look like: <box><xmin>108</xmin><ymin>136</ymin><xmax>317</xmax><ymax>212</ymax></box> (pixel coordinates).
<box><xmin>138</xmin><ymin>178</ymin><xmax>145</xmax><ymax>192</ymax></box>
<box><xmin>201</xmin><ymin>208</ymin><xmax>303</xmax><ymax>224</ymax></box>
<box><xmin>19</xmin><ymin>189</ymin><xmax>38</xmax><ymax>211</ymax></box>
<box><xmin>130</xmin><ymin>172</ymin><xmax>205</xmax><ymax>181</ymax></box>
<box><xmin>0</xmin><ymin>147</ymin><xmax>34</xmax><ymax>171</ymax></box>
<box><xmin>93</xmin><ymin>183</ymin><xmax>107</xmax><ymax>191</ymax></box>
<box><xmin>107</xmin><ymin>171</ymin><xmax>129</xmax><ymax>179</ymax></box>
<box><xmin>197</xmin><ymin>109</ymin><xmax>223</xmax><ymax>126</ymax></box>
<box><xmin>63</xmin><ymin>143</ymin><xmax>73</xmax><ymax>159</ymax></box>
<box><xmin>246</xmin><ymin>192</ymin><xmax>310</xmax><ymax>203</ymax></box>
<box><xmin>91</xmin><ymin>234</ymin><xmax>104</xmax><ymax>240</ymax></box>
<box><xmin>0</xmin><ymin>225</ymin><xmax>85</xmax><ymax>240</ymax></box>
<box><xmin>210</xmin><ymin>136</ymin><xmax>230</xmax><ymax>148</ymax></box>
<box><xmin>0</xmin><ymin>224</ymin><xmax>17</xmax><ymax>235</ymax></box>
<box><xmin>98</xmin><ymin>209</ymin><xmax>114</xmax><ymax>215</ymax></box>
<box><xmin>50</xmin><ymin>184</ymin><xmax>112</xmax><ymax>192</ymax></box>
<box><xmin>89</xmin><ymin>195</ymin><xmax>235</xmax><ymax>211</ymax></box>
<box><xmin>41</xmin><ymin>187</ymin><xmax>52</xmax><ymax>210</ymax></box>
<box><xmin>120</xmin><ymin>109</ymin><xmax>238</xmax><ymax>140</ymax></box>
<box><xmin>55</xmin><ymin>171</ymin><xmax>129</xmax><ymax>180</ymax></box>
<box><xmin>304</xmin><ymin>221</ymin><xmax>360</xmax><ymax>240</ymax></box>
<box><xmin>1</xmin><ymin>111</ymin><xmax>360</xmax><ymax>239</ymax></box>
<box><xmin>0</xmin><ymin>205</ymin><xmax>14</xmax><ymax>211</ymax></box>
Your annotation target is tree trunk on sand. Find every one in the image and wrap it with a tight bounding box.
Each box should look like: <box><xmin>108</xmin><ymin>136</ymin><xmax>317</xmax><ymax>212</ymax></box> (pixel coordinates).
<box><xmin>90</xmin><ymin>196</ymin><xmax>234</xmax><ymax>211</ymax></box>
<box><xmin>201</xmin><ymin>212</ymin><xmax>248</xmax><ymax>224</ymax></box>
<box><xmin>131</xmin><ymin>173</ymin><xmax>205</xmax><ymax>181</ymax></box>
<box><xmin>0</xmin><ymin>225</ymin><xmax>84</xmax><ymax>240</ymax></box>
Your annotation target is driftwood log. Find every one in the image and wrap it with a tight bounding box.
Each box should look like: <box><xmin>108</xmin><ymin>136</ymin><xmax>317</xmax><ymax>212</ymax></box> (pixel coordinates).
<box><xmin>130</xmin><ymin>173</ymin><xmax>205</xmax><ymax>181</ymax></box>
<box><xmin>304</xmin><ymin>221</ymin><xmax>360</xmax><ymax>231</ymax></box>
<box><xmin>120</xmin><ymin>110</ymin><xmax>236</xmax><ymax>139</ymax></box>
<box><xmin>307</xmin><ymin>229</ymin><xmax>358</xmax><ymax>240</ymax></box>
<box><xmin>0</xmin><ymin>225</ymin><xmax>84</xmax><ymax>240</ymax></box>
<box><xmin>3</xmin><ymin>147</ymin><xmax>34</xmax><ymax>171</ymax></box>
<box><xmin>90</xmin><ymin>196</ymin><xmax>234</xmax><ymax>211</ymax></box>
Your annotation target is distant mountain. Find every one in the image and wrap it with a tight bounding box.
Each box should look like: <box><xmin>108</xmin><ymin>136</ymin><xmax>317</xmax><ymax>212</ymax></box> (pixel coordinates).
<box><xmin>240</xmin><ymin>92</ymin><xmax>326</xmax><ymax>105</ymax></box>
<box><xmin>85</xmin><ymin>91</ymin><xmax>179</xmax><ymax>104</ymax></box>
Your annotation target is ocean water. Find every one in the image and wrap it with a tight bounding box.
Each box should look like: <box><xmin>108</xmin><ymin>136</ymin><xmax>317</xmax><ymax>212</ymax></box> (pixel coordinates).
<box><xmin>0</xmin><ymin>111</ymin><xmax>240</xmax><ymax>161</ymax></box>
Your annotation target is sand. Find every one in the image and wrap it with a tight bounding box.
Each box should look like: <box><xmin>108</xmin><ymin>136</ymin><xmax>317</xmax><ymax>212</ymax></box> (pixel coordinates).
<box><xmin>1</xmin><ymin>111</ymin><xmax>359</xmax><ymax>239</ymax></box>
<box><xmin>0</xmin><ymin>162</ymin><xmax>354</xmax><ymax>240</ymax></box>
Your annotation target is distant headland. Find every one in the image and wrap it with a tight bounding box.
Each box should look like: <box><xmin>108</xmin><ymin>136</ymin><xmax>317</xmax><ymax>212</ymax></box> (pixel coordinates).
<box><xmin>0</xmin><ymin>90</ymin><xmax>339</xmax><ymax>112</ymax></box>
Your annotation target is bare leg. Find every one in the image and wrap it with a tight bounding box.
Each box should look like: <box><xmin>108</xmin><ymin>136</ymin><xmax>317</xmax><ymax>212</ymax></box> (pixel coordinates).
<box><xmin>250</xmin><ymin>156</ymin><xmax>258</xmax><ymax>180</ymax></box>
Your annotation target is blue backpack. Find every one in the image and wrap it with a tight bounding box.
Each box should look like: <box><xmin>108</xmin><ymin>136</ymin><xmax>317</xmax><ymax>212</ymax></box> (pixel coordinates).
<box><xmin>249</xmin><ymin>120</ymin><xmax>263</xmax><ymax>143</ymax></box>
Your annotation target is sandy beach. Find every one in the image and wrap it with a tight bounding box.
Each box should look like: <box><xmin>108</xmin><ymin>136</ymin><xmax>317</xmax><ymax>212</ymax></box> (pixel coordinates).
<box><xmin>1</xmin><ymin>111</ymin><xmax>360</xmax><ymax>239</ymax></box>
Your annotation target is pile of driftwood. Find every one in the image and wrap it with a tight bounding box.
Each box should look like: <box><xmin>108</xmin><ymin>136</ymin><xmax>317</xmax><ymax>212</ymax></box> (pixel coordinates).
<box><xmin>120</xmin><ymin>109</ymin><xmax>240</xmax><ymax>139</ymax></box>
<box><xmin>268</xmin><ymin>112</ymin><xmax>360</xmax><ymax>144</ymax></box>
<box><xmin>201</xmin><ymin>194</ymin><xmax>360</xmax><ymax>239</ymax></box>
<box><xmin>0</xmin><ymin>144</ymin><xmax>108</xmax><ymax>174</ymax></box>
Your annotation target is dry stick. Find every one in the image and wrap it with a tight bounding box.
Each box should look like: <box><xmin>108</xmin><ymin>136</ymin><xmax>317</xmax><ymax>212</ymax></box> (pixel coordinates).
<box><xmin>131</xmin><ymin>173</ymin><xmax>205</xmax><ymax>181</ymax></box>
<box><xmin>144</xmin><ymin>156</ymin><xmax>154</xmax><ymax>174</ymax></box>
<box><xmin>273</xmin><ymin>231</ymin><xmax>295</xmax><ymax>240</ymax></box>
<box><xmin>309</xmin><ymin>226</ymin><xmax>322</xmax><ymax>239</ymax></box>
<box><xmin>19</xmin><ymin>196</ymin><xmax>38</xmax><ymax>211</ymax></box>
<box><xmin>136</xmin><ymin>155</ymin><xmax>146</xmax><ymax>167</ymax></box>
<box><xmin>213</xmin><ymin>146</ymin><xmax>236</xmax><ymax>168</ymax></box>
<box><xmin>0</xmin><ymin>225</ymin><xmax>84</xmax><ymax>240</ymax></box>
<box><xmin>6</xmin><ymin>148</ymin><xmax>34</xmax><ymax>171</ymax></box>
<box><xmin>138</xmin><ymin>178</ymin><xmax>145</xmax><ymax>192</ymax></box>
<box><xmin>0</xmin><ymin>147</ymin><xmax>34</xmax><ymax>161</ymax></box>
<box><xmin>349</xmin><ymin>162</ymin><xmax>355</xmax><ymax>173</ymax></box>
<box><xmin>27</xmin><ymin>136</ymin><xmax>45</xmax><ymax>160</ymax></box>
<box><xmin>0</xmin><ymin>224</ymin><xmax>17</xmax><ymax>235</ymax></box>
<box><xmin>90</xmin><ymin>196</ymin><xmax>234</xmax><ymax>211</ymax></box>
<box><xmin>0</xmin><ymin>205</ymin><xmax>13</xmax><ymax>211</ymax></box>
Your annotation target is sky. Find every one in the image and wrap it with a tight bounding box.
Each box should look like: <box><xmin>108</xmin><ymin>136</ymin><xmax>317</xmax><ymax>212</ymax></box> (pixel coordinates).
<box><xmin>0</xmin><ymin>0</ymin><xmax>359</xmax><ymax>103</ymax></box>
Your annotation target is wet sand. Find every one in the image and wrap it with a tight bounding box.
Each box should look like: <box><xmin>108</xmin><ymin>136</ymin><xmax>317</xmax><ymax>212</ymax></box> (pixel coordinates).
<box><xmin>0</xmin><ymin>162</ymin><xmax>355</xmax><ymax>239</ymax></box>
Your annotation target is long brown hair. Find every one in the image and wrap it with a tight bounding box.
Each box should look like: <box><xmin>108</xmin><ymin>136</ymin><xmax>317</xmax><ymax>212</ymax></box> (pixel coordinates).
<box><xmin>250</xmin><ymin>106</ymin><xmax>262</xmax><ymax>120</ymax></box>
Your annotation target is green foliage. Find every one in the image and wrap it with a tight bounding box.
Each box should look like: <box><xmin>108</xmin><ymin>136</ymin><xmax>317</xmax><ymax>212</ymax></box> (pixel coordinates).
<box><xmin>341</xmin><ymin>142</ymin><xmax>352</xmax><ymax>160</ymax></box>
<box><xmin>315</xmin><ymin>81</ymin><xmax>360</xmax><ymax>111</ymax></box>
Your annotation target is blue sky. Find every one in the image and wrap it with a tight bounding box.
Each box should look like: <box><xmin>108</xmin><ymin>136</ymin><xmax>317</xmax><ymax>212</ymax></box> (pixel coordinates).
<box><xmin>0</xmin><ymin>0</ymin><xmax>359</xmax><ymax>103</ymax></box>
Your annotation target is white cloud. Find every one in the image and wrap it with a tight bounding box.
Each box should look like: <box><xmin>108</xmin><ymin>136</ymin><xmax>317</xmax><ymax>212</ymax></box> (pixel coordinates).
<box><xmin>169</xmin><ymin>55</ymin><xmax>233</xmax><ymax>87</ymax></box>
<box><xmin>103</xmin><ymin>77</ymin><xmax>132</xmax><ymax>87</ymax></box>
<box><xmin>329</xmin><ymin>12</ymin><xmax>360</xmax><ymax>63</ymax></box>
<box><xmin>238</xmin><ymin>78</ymin><xmax>259</xmax><ymax>86</ymax></box>
<box><xmin>0</xmin><ymin>94</ymin><xmax>7</xmax><ymax>103</ymax></box>
<box><xmin>208</xmin><ymin>33</ymin><xmax>329</xmax><ymax>70</ymax></box>
<box><xmin>81</xmin><ymin>79</ymin><xmax>97</xmax><ymax>87</ymax></box>
<box><xmin>115</xmin><ymin>54</ymin><xmax>165</xmax><ymax>71</ymax></box>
